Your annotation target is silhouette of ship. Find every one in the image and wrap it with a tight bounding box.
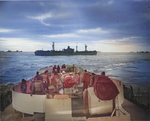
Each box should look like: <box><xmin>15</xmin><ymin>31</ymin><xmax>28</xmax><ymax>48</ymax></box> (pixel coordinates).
<box><xmin>7</xmin><ymin>50</ymin><xmax>22</xmax><ymax>52</ymax></box>
<box><xmin>35</xmin><ymin>42</ymin><xmax>97</xmax><ymax>56</ymax></box>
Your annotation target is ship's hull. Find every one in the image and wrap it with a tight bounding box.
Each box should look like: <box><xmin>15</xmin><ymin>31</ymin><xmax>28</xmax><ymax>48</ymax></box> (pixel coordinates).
<box><xmin>34</xmin><ymin>50</ymin><xmax>97</xmax><ymax>56</ymax></box>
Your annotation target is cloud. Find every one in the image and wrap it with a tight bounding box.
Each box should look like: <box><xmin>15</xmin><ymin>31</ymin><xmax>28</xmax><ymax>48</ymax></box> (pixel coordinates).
<box><xmin>0</xmin><ymin>28</ymin><xmax>19</xmax><ymax>33</ymax></box>
<box><xmin>27</xmin><ymin>12</ymin><xmax>52</xmax><ymax>26</ymax></box>
<box><xmin>43</xmin><ymin>33</ymin><xmax>79</xmax><ymax>38</ymax></box>
<box><xmin>43</xmin><ymin>28</ymin><xmax>109</xmax><ymax>39</ymax></box>
<box><xmin>144</xmin><ymin>6</ymin><xmax>150</xmax><ymax>21</ymax></box>
<box><xmin>108</xmin><ymin>0</ymin><xmax>114</xmax><ymax>5</ymax></box>
<box><xmin>91</xmin><ymin>36</ymin><xmax>145</xmax><ymax>52</ymax></box>
<box><xmin>27</xmin><ymin>10</ymin><xmax>72</xmax><ymax>26</ymax></box>
<box><xmin>95</xmin><ymin>36</ymin><xmax>141</xmax><ymax>45</ymax></box>
<box><xmin>77</xmin><ymin>28</ymin><xmax>109</xmax><ymax>34</ymax></box>
<box><xmin>39</xmin><ymin>2</ymin><xmax>44</xmax><ymax>6</ymax></box>
<box><xmin>133</xmin><ymin>0</ymin><xmax>149</xmax><ymax>1</ymax></box>
<box><xmin>0</xmin><ymin>37</ymin><xmax>51</xmax><ymax>51</ymax></box>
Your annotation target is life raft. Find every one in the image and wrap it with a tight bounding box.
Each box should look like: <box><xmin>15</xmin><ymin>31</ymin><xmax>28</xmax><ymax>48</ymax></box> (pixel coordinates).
<box><xmin>94</xmin><ymin>75</ymin><xmax>119</xmax><ymax>100</ymax></box>
<box><xmin>64</xmin><ymin>76</ymin><xmax>75</xmax><ymax>88</ymax></box>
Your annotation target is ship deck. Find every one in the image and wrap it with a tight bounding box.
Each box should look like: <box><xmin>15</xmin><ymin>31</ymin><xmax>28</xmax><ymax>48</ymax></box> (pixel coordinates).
<box><xmin>72</xmin><ymin>87</ymin><xmax>149</xmax><ymax>121</ymax></box>
<box><xmin>1</xmin><ymin>86</ymin><xmax>149</xmax><ymax>121</ymax></box>
<box><xmin>71</xmin><ymin>86</ymin><xmax>149</xmax><ymax>121</ymax></box>
<box><xmin>71</xmin><ymin>98</ymin><xmax>149</xmax><ymax>121</ymax></box>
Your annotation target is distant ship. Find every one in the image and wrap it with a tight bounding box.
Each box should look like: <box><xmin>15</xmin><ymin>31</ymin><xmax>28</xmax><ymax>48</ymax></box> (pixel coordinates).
<box><xmin>137</xmin><ymin>51</ymin><xmax>150</xmax><ymax>53</ymax></box>
<box><xmin>34</xmin><ymin>42</ymin><xmax>97</xmax><ymax>56</ymax></box>
<box><xmin>7</xmin><ymin>50</ymin><xmax>22</xmax><ymax>52</ymax></box>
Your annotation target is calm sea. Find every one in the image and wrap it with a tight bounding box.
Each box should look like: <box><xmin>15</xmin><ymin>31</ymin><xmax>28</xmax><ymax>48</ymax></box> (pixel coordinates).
<box><xmin>0</xmin><ymin>52</ymin><xmax>150</xmax><ymax>92</ymax></box>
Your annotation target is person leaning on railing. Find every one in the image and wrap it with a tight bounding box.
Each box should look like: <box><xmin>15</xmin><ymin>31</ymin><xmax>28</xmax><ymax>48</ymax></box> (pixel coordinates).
<box><xmin>30</xmin><ymin>71</ymin><xmax>44</xmax><ymax>96</ymax></box>
<box><xmin>20</xmin><ymin>79</ymin><xmax>27</xmax><ymax>93</ymax></box>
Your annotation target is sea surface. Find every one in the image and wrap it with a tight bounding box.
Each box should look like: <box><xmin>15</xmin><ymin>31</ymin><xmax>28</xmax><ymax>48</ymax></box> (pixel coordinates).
<box><xmin>0</xmin><ymin>52</ymin><xmax>150</xmax><ymax>92</ymax></box>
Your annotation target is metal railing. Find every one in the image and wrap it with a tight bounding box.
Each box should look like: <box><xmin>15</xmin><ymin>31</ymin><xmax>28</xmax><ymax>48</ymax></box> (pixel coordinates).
<box><xmin>123</xmin><ymin>85</ymin><xmax>149</xmax><ymax>108</ymax></box>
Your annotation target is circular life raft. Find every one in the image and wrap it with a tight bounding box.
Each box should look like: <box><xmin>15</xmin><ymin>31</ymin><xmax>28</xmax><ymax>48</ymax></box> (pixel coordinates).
<box><xmin>64</xmin><ymin>76</ymin><xmax>75</xmax><ymax>88</ymax></box>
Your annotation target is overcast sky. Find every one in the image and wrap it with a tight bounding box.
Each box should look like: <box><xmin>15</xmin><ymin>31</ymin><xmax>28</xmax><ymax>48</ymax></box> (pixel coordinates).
<box><xmin>0</xmin><ymin>0</ymin><xmax>150</xmax><ymax>52</ymax></box>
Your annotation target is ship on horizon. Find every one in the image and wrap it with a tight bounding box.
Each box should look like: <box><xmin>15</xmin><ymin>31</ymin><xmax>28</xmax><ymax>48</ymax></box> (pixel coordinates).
<box><xmin>34</xmin><ymin>42</ymin><xmax>97</xmax><ymax>56</ymax></box>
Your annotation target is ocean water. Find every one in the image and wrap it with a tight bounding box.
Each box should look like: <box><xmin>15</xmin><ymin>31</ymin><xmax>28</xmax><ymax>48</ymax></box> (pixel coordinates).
<box><xmin>0</xmin><ymin>52</ymin><xmax>150</xmax><ymax>92</ymax></box>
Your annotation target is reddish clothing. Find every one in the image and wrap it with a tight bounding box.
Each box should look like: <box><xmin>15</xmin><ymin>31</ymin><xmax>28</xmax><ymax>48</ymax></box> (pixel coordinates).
<box><xmin>78</xmin><ymin>76</ymin><xmax>81</xmax><ymax>84</ymax></box>
<box><xmin>51</xmin><ymin>74</ymin><xmax>58</xmax><ymax>86</ymax></box>
<box><xmin>53</xmin><ymin>66</ymin><xmax>57</xmax><ymax>73</ymax></box>
<box><xmin>30</xmin><ymin>80</ymin><xmax>44</xmax><ymax>95</ymax></box>
<box><xmin>75</xmin><ymin>74</ymin><xmax>80</xmax><ymax>84</ymax></box>
<box><xmin>20</xmin><ymin>82</ymin><xmax>27</xmax><ymax>93</ymax></box>
<box><xmin>89</xmin><ymin>75</ymin><xmax>95</xmax><ymax>87</ymax></box>
<box><xmin>53</xmin><ymin>68</ymin><xmax>58</xmax><ymax>75</ymax></box>
<box><xmin>82</xmin><ymin>72</ymin><xmax>90</xmax><ymax>91</ymax></box>
<box><xmin>35</xmin><ymin>75</ymin><xmax>43</xmax><ymax>81</ymax></box>
<box><xmin>61</xmin><ymin>64</ymin><xmax>66</xmax><ymax>69</ymax></box>
<box><xmin>57</xmin><ymin>65</ymin><xmax>60</xmax><ymax>73</ymax></box>
<box><xmin>42</xmin><ymin>73</ymin><xmax>50</xmax><ymax>89</ymax></box>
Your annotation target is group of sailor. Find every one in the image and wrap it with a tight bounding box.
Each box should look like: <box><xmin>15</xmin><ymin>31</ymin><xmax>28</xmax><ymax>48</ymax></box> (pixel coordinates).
<box><xmin>20</xmin><ymin>65</ymin><xmax>81</xmax><ymax>95</ymax></box>
<box><xmin>20</xmin><ymin>65</ymin><xmax>106</xmax><ymax>96</ymax></box>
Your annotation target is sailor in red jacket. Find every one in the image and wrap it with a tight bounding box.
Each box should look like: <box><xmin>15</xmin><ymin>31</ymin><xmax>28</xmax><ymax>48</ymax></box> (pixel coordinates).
<box><xmin>82</xmin><ymin>70</ymin><xmax>90</xmax><ymax>91</ymax></box>
<box><xmin>42</xmin><ymin>70</ymin><xmax>50</xmax><ymax>91</ymax></box>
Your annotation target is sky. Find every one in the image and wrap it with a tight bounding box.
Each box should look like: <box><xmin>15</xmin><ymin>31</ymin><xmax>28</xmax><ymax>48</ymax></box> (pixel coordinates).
<box><xmin>0</xmin><ymin>0</ymin><xmax>150</xmax><ymax>52</ymax></box>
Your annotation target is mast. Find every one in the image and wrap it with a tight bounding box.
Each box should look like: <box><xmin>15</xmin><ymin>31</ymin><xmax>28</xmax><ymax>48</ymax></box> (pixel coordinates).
<box><xmin>76</xmin><ymin>43</ymin><xmax>78</xmax><ymax>52</ymax></box>
<box><xmin>52</xmin><ymin>42</ymin><xmax>55</xmax><ymax>51</ymax></box>
<box><xmin>85</xmin><ymin>44</ymin><xmax>87</xmax><ymax>51</ymax></box>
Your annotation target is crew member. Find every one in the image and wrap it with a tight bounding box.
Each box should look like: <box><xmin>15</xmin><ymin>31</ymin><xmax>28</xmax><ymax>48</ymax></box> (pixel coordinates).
<box><xmin>30</xmin><ymin>71</ymin><xmax>44</xmax><ymax>95</ymax></box>
<box><xmin>20</xmin><ymin>79</ymin><xmax>27</xmax><ymax>93</ymax></box>
<box><xmin>82</xmin><ymin>70</ymin><xmax>90</xmax><ymax>91</ymax></box>
<box><xmin>42</xmin><ymin>70</ymin><xmax>50</xmax><ymax>91</ymax></box>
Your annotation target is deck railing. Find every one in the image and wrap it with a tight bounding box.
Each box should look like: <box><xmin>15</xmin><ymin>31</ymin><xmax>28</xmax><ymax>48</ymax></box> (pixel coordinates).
<box><xmin>123</xmin><ymin>85</ymin><xmax>149</xmax><ymax>108</ymax></box>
